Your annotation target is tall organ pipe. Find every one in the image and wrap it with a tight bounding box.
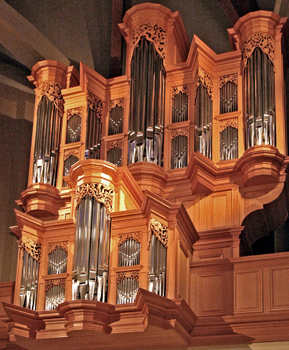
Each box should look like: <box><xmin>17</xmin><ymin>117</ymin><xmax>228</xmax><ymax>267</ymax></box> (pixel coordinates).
<box><xmin>128</xmin><ymin>37</ymin><xmax>165</xmax><ymax>165</ymax></box>
<box><xmin>244</xmin><ymin>48</ymin><xmax>275</xmax><ymax>148</ymax></box>
<box><xmin>73</xmin><ymin>196</ymin><xmax>111</xmax><ymax>302</ymax></box>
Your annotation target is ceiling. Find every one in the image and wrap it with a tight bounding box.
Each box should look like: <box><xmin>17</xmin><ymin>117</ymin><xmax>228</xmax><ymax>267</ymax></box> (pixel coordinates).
<box><xmin>0</xmin><ymin>0</ymin><xmax>287</xmax><ymax>94</ymax></box>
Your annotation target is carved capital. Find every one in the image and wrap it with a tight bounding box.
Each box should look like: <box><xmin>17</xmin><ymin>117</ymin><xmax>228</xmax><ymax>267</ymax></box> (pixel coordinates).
<box><xmin>48</xmin><ymin>242</ymin><xmax>69</xmax><ymax>254</ymax></box>
<box><xmin>172</xmin><ymin>85</ymin><xmax>188</xmax><ymax>98</ymax></box>
<box><xmin>117</xmin><ymin>271</ymin><xmax>139</xmax><ymax>285</ymax></box>
<box><xmin>38</xmin><ymin>82</ymin><xmax>64</xmax><ymax>113</ymax></box>
<box><xmin>219</xmin><ymin>74</ymin><xmax>238</xmax><ymax>88</ymax></box>
<box><xmin>88</xmin><ymin>92</ymin><xmax>103</xmax><ymax>117</ymax></box>
<box><xmin>21</xmin><ymin>237</ymin><xmax>41</xmax><ymax>262</ymax></box>
<box><xmin>133</xmin><ymin>23</ymin><xmax>167</xmax><ymax>59</ymax></box>
<box><xmin>109</xmin><ymin>98</ymin><xmax>124</xmax><ymax>111</ymax></box>
<box><xmin>118</xmin><ymin>232</ymin><xmax>141</xmax><ymax>246</ymax></box>
<box><xmin>45</xmin><ymin>278</ymin><xmax>66</xmax><ymax>292</ymax></box>
<box><xmin>243</xmin><ymin>32</ymin><xmax>275</xmax><ymax>68</ymax></box>
<box><xmin>67</xmin><ymin>107</ymin><xmax>82</xmax><ymax>121</ymax></box>
<box><xmin>148</xmin><ymin>219</ymin><xmax>168</xmax><ymax>249</ymax></box>
<box><xmin>219</xmin><ymin>118</ymin><xmax>238</xmax><ymax>132</ymax></box>
<box><xmin>75</xmin><ymin>183</ymin><xmax>114</xmax><ymax>213</ymax></box>
<box><xmin>107</xmin><ymin>140</ymin><xmax>123</xmax><ymax>151</ymax></box>
<box><xmin>170</xmin><ymin>128</ymin><xmax>188</xmax><ymax>140</ymax></box>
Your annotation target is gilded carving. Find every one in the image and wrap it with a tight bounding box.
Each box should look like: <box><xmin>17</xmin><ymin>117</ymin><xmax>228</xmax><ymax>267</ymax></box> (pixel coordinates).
<box><xmin>243</xmin><ymin>33</ymin><xmax>275</xmax><ymax>68</ymax></box>
<box><xmin>87</xmin><ymin>92</ymin><xmax>103</xmax><ymax>117</ymax></box>
<box><xmin>45</xmin><ymin>278</ymin><xmax>66</xmax><ymax>292</ymax></box>
<box><xmin>48</xmin><ymin>242</ymin><xmax>69</xmax><ymax>254</ymax></box>
<box><xmin>219</xmin><ymin>74</ymin><xmax>238</xmax><ymax>88</ymax></box>
<box><xmin>22</xmin><ymin>237</ymin><xmax>41</xmax><ymax>262</ymax></box>
<box><xmin>219</xmin><ymin>118</ymin><xmax>238</xmax><ymax>132</ymax></box>
<box><xmin>107</xmin><ymin>140</ymin><xmax>123</xmax><ymax>151</ymax></box>
<box><xmin>148</xmin><ymin>219</ymin><xmax>168</xmax><ymax>249</ymax></box>
<box><xmin>75</xmin><ymin>183</ymin><xmax>114</xmax><ymax>213</ymax></box>
<box><xmin>118</xmin><ymin>232</ymin><xmax>141</xmax><ymax>246</ymax></box>
<box><xmin>117</xmin><ymin>271</ymin><xmax>139</xmax><ymax>284</ymax></box>
<box><xmin>38</xmin><ymin>82</ymin><xmax>64</xmax><ymax>113</ymax></box>
<box><xmin>64</xmin><ymin>148</ymin><xmax>80</xmax><ymax>161</ymax></box>
<box><xmin>170</xmin><ymin>128</ymin><xmax>188</xmax><ymax>140</ymax></box>
<box><xmin>67</xmin><ymin>107</ymin><xmax>82</xmax><ymax>121</ymax></box>
<box><xmin>172</xmin><ymin>85</ymin><xmax>189</xmax><ymax>98</ymax></box>
<box><xmin>109</xmin><ymin>98</ymin><xmax>124</xmax><ymax>111</ymax></box>
<box><xmin>132</xmin><ymin>23</ymin><xmax>167</xmax><ymax>59</ymax></box>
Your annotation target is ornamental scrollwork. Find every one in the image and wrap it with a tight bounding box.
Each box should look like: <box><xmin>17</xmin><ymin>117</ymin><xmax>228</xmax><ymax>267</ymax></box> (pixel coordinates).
<box><xmin>109</xmin><ymin>98</ymin><xmax>124</xmax><ymax>111</ymax></box>
<box><xmin>64</xmin><ymin>148</ymin><xmax>80</xmax><ymax>161</ymax></box>
<box><xmin>22</xmin><ymin>237</ymin><xmax>41</xmax><ymax>262</ymax></box>
<box><xmin>118</xmin><ymin>232</ymin><xmax>141</xmax><ymax>246</ymax></box>
<box><xmin>170</xmin><ymin>128</ymin><xmax>188</xmax><ymax>140</ymax></box>
<box><xmin>38</xmin><ymin>82</ymin><xmax>64</xmax><ymax>113</ymax></box>
<box><xmin>107</xmin><ymin>140</ymin><xmax>123</xmax><ymax>151</ymax></box>
<box><xmin>67</xmin><ymin>107</ymin><xmax>82</xmax><ymax>121</ymax></box>
<box><xmin>75</xmin><ymin>183</ymin><xmax>114</xmax><ymax>213</ymax></box>
<box><xmin>148</xmin><ymin>219</ymin><xmax>168</xmax><ymax>249</ymax></box>
<box><xmin>172</xmin><ymin>85</ymin><xmax>189</xmax><ymax>98</ymax></box>
<box><xmin>198</xmin><ymin>67</ymin><xmax>213</xmax><ymax>98</ymax></box>
<box><xmin>87</xmin><ymin>92</ymin><xmax>103</xmax><ymax>118</ymax></box>
<box><xmin>48</xmin><ymin>242</ymin><xmax>69</xmax><ymax>254</ymax></box>
<box><xmin>117</xmin><ymin>271</ymin><xmax>139</xmax><ymax>285</ymax></box>
<box><xmin>243</xmin><ymin>33</ymin><xmax>275</xmax><ymax>69</ymax></box>
<box><xmin>219</xmin><ymin>74</ymin><xmax>238</xmax><ymax>88</ymax></box>
<box><xmin>133</xmin><ymin>23</ymin><xmax>167</xmax><ymax>59</ymax></box>
<box><xmin>219</xmin><ymin>118</ymin><xmax>238</xmax><ymax>132</ymax></box>
<box><xmin>45</xmin><ymin>278</ymin><xmax>66</xmax><ymax>292</ymax></box>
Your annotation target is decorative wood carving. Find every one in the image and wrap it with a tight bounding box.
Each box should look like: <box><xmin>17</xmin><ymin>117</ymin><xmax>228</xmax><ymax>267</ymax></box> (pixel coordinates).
<box><xmin>148</xmin><ymin>219</ymin><xmax>168</xmax><ymax>249</ymax></box>
<box><xmin>193</xmin><ymin>68</ymin><xmax>213</xmax><ymax>101</ymax></box>
<box><xmin>170</xmin><ymin>128</ymin><xmax>188</xmax><ymax>140</ymax></box>
<box><xmin>219</xmin><ymin>118</ymin><xmax>238</xmax><ymax>132</ymax></box>
<box><xmin>67</xmin><ymin>107</ymin><xmax>82</xmax><ymax>121</ymax></box>
<box><xmin>75</xmin><ymin>183</ymin><xmax>114</xmax><ymax>213</ymax></box>
<box><xmin>132</xmin><ymin>23</ymin><xmax>167</xmax><ymax>59</ymax></box>
<box><xmin>118</xmin><ymin>232</ymin><xmax>141</xmax><ymax>246</ymax></box>
<box><xmin>87</xmin><ymin>92</ymin><xmax>103</xmax><ymax>117</ymax></box>
<box><xmin>64</xmin><ymin>148</ymin><xmax>80</xmax><ymax>161</ymax></box>
<box><xmin>172</xmin><ymin>85</ymin><xmax>188</xmax><ymax>98</ymax></box>
<box><xmin>116</xmin><ymin>271</ymin><xmax>139</xmax><ymax>284</ymax></box>
<box><xmin>21</xmin><ymin>237</ymin><xmax>41</xmax><ymax>262</ymax></box>
<box><xmin>38</xmin><ymin>82</ymin><xmax>64</xmax><ymax>112</ymax></box>
<box><xmin>45</xmin><ymin>278</ymin><xmax>66</xmax><ymax>292</ymax></box>
<box><xmin>107</xmin><ymin>140</ymin><xmax>123</xmax><ymax>151</ymax></box>
<box><xmin>109</xmin><ymin>98</ymin><xmax>124</xmax><ymax>111</ymax></box>
<box><xmin>219</xmin><ymin>74</ymin><xmax>238</xmax><ymax>88</ymax></box>
<box><xmin>243</xmin><ymin>33</ymin><xmax>275</xmax><ymax>68</ymax></box>
<box><xmin>48</xmin><ymin>242</ymin><xmax>69</xmax><ymax>254</ymax></box>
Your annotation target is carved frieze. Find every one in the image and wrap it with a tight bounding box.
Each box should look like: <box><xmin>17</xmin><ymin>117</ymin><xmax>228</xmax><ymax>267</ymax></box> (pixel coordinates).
<box><xmin>107</xmin><ymin>140</ymin><xmax>123</xmax><ymax>151</ymax></box>
<box><xmin>67</xmin><ymin>107</ymin><xmax>82</xmax><ymax>121</ymax></box>
<box><xmin>219</xmin><ymin>74</ymin><xmax>238</xmax><ymax>88</ymax></box>
<box><xmin>38</xmin><ymin>82</ymin><xmax>64</xmax><ymax>113</ymax></box>
<box><xmin>75</xmin><ymin>183</ymin><xmax>114</xmax><ymax>213</ymax></box>
<box><xmin>21</xmin><ymin>237</ymin><xmax>41</xmax><ymax>262</ymax></box>
<box><xmin>109</xmin><ymin>98</ymin><xmax>124</xmax><ymax>111</ymax></box>
<box><xmin>117</xmin><ymin>271</ymin><xmax>139</xmax><ymax>284</ymax></box>
<box><xmin>118</xmin><ymin>232</ymin><xmax>141</xmax><ymax>246</ymax></box>
<box><xmin>64</xmin><ymin>148</ymin><xmax>80</xmax><ymax>161</ymax></box>
<box><xmin>45</xmin><ymin>278</ymin><xmax>66</xmax><ymax>292</ymax></box>
<box><xmin>219</xmin><ymin>118</ymin><xmax>238</xmax><ymax>132</ymax></box>
<box><xmin>48</xmin><ymin>242</ymin><xmax>69</xmax><ymax>254</ymax></box>
<box><xmin>132</xmin><ymin>23</ymin><xmax>167</xmax><ymax>59</ymax></box>
<box><xmin>87</xmin><ymin>92</ymin><xmax>103</xmax><ymax>117</ymax></box>
<box><xmin>170</xmin><ymin>128</ymin><xmax>188</xmax><ymax>140</ymax></box>
<box><xmin>172</xmin><ymin>85</ymin><xmax>188</xmax><ymax>98</ymax></box>
<box><xmin>243</xmin><ymin>32</ymin><xmax>275</xmax><ymax>68</ymax></box>
<box><xmin>148</xmin><ymin>219</ymin><xmax>168</xmax><ymax>249</ymax></box>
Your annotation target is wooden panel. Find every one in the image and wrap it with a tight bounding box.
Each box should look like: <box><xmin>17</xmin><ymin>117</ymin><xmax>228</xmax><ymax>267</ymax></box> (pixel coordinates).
<box><xmin>197</xmin><ymin>273</ymin><xmax>225</xmax><ymax>316</ymax></box>
<box><xmin>0</xmin><ymin>282</ymin><xmax>14</xmax><ymax>317</ymax></box>
<box><xmin>270</xmin><ymin>266</ymin><xmax>289</xmax><ymax>311</ymax></box>
<box><xmin>211</xmin><ymin>192</ymin><xmax>231</xmax><ymax>228</ymax></box>
<box><xmin>234</xmin><ymin>270</ymin><xmax>263</xmax><ymax>313</ymax></box>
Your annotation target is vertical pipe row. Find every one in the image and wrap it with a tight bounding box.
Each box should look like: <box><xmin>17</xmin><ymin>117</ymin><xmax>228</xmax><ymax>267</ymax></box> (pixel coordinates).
<box><xmin>85</xmin><ymin>108</ymin><xmax>102</xmax><ymax>159</ymax></box>
<box><xmin>66</xmin><ymin>114</ymin><xmax>81</xmax><ymax>143</ymax></box>
<box><xmin>109</xmin><ymin>105</ymin><xmax>124</xmax><ymax>135</ymax></box>
<box><xmin>220</xmin><ymin>126</ymin><xmax>238</xmax><ymax>161</ymax></box>
<box><xmin>107</xmin><ymin>147</ymin><xmax>122</xmax><ymax>167</ymax></box>
<box><xmin>118</xmin><ymin>239</ymin><xmax>141</xmax><ymax>266</ymax></box>
<box><xmin>116</xmin><ymin>278</ymin><xmax>139</xmax><ymax>304</ymax></box>
<box><xmin>171</xmin><ymin>135</ymin><xmax>188</xmax><ymax>169</ymax></box>
<box><xmin>45</xmin><ymin>286</ymin><xmax>65</xmax><ymax>310</ymax></box>
<box><xmin>219</xmin><ymin>82</ymin><xmax>237</xmax><ymax>114</ymax></box>
<box><xmin>172</xmin><ymin>92</ymin><xmax>188</xmax><ymax>123</ymax></box>
<box><xmin>48</xmin><ymin>248</ymin><xmax>68</xmax><ymax>275</ymax></box>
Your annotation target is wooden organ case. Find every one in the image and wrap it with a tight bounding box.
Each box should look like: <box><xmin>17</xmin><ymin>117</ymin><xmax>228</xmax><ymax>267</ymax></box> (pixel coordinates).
<box><xmin>3</xmin><ymin>4</ymin><xmax>289</xmax><ymax>350</ymax></box>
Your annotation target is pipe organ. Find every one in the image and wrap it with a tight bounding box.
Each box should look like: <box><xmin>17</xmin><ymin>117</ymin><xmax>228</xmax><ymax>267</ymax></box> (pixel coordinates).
<box><xmin>6</xmin><ymin>5</ymin><xmax>289</xmax><ymax>349</ymax></box>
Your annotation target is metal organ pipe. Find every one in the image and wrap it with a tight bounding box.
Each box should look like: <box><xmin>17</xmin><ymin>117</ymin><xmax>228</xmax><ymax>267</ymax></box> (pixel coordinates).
<box><xmin>244</xmin><ymin>48</ymin><xmax>275</xmax><ymax>149</ymax></box>
<box><xmin>171</xmin><ymin>135</ymin><xmax>188</xmax><ymax>169</ymax></box>
<box><xmin>107</xmin><ymin>147</ymin><xmax>122</xmax><ymax>167</ymax></box>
